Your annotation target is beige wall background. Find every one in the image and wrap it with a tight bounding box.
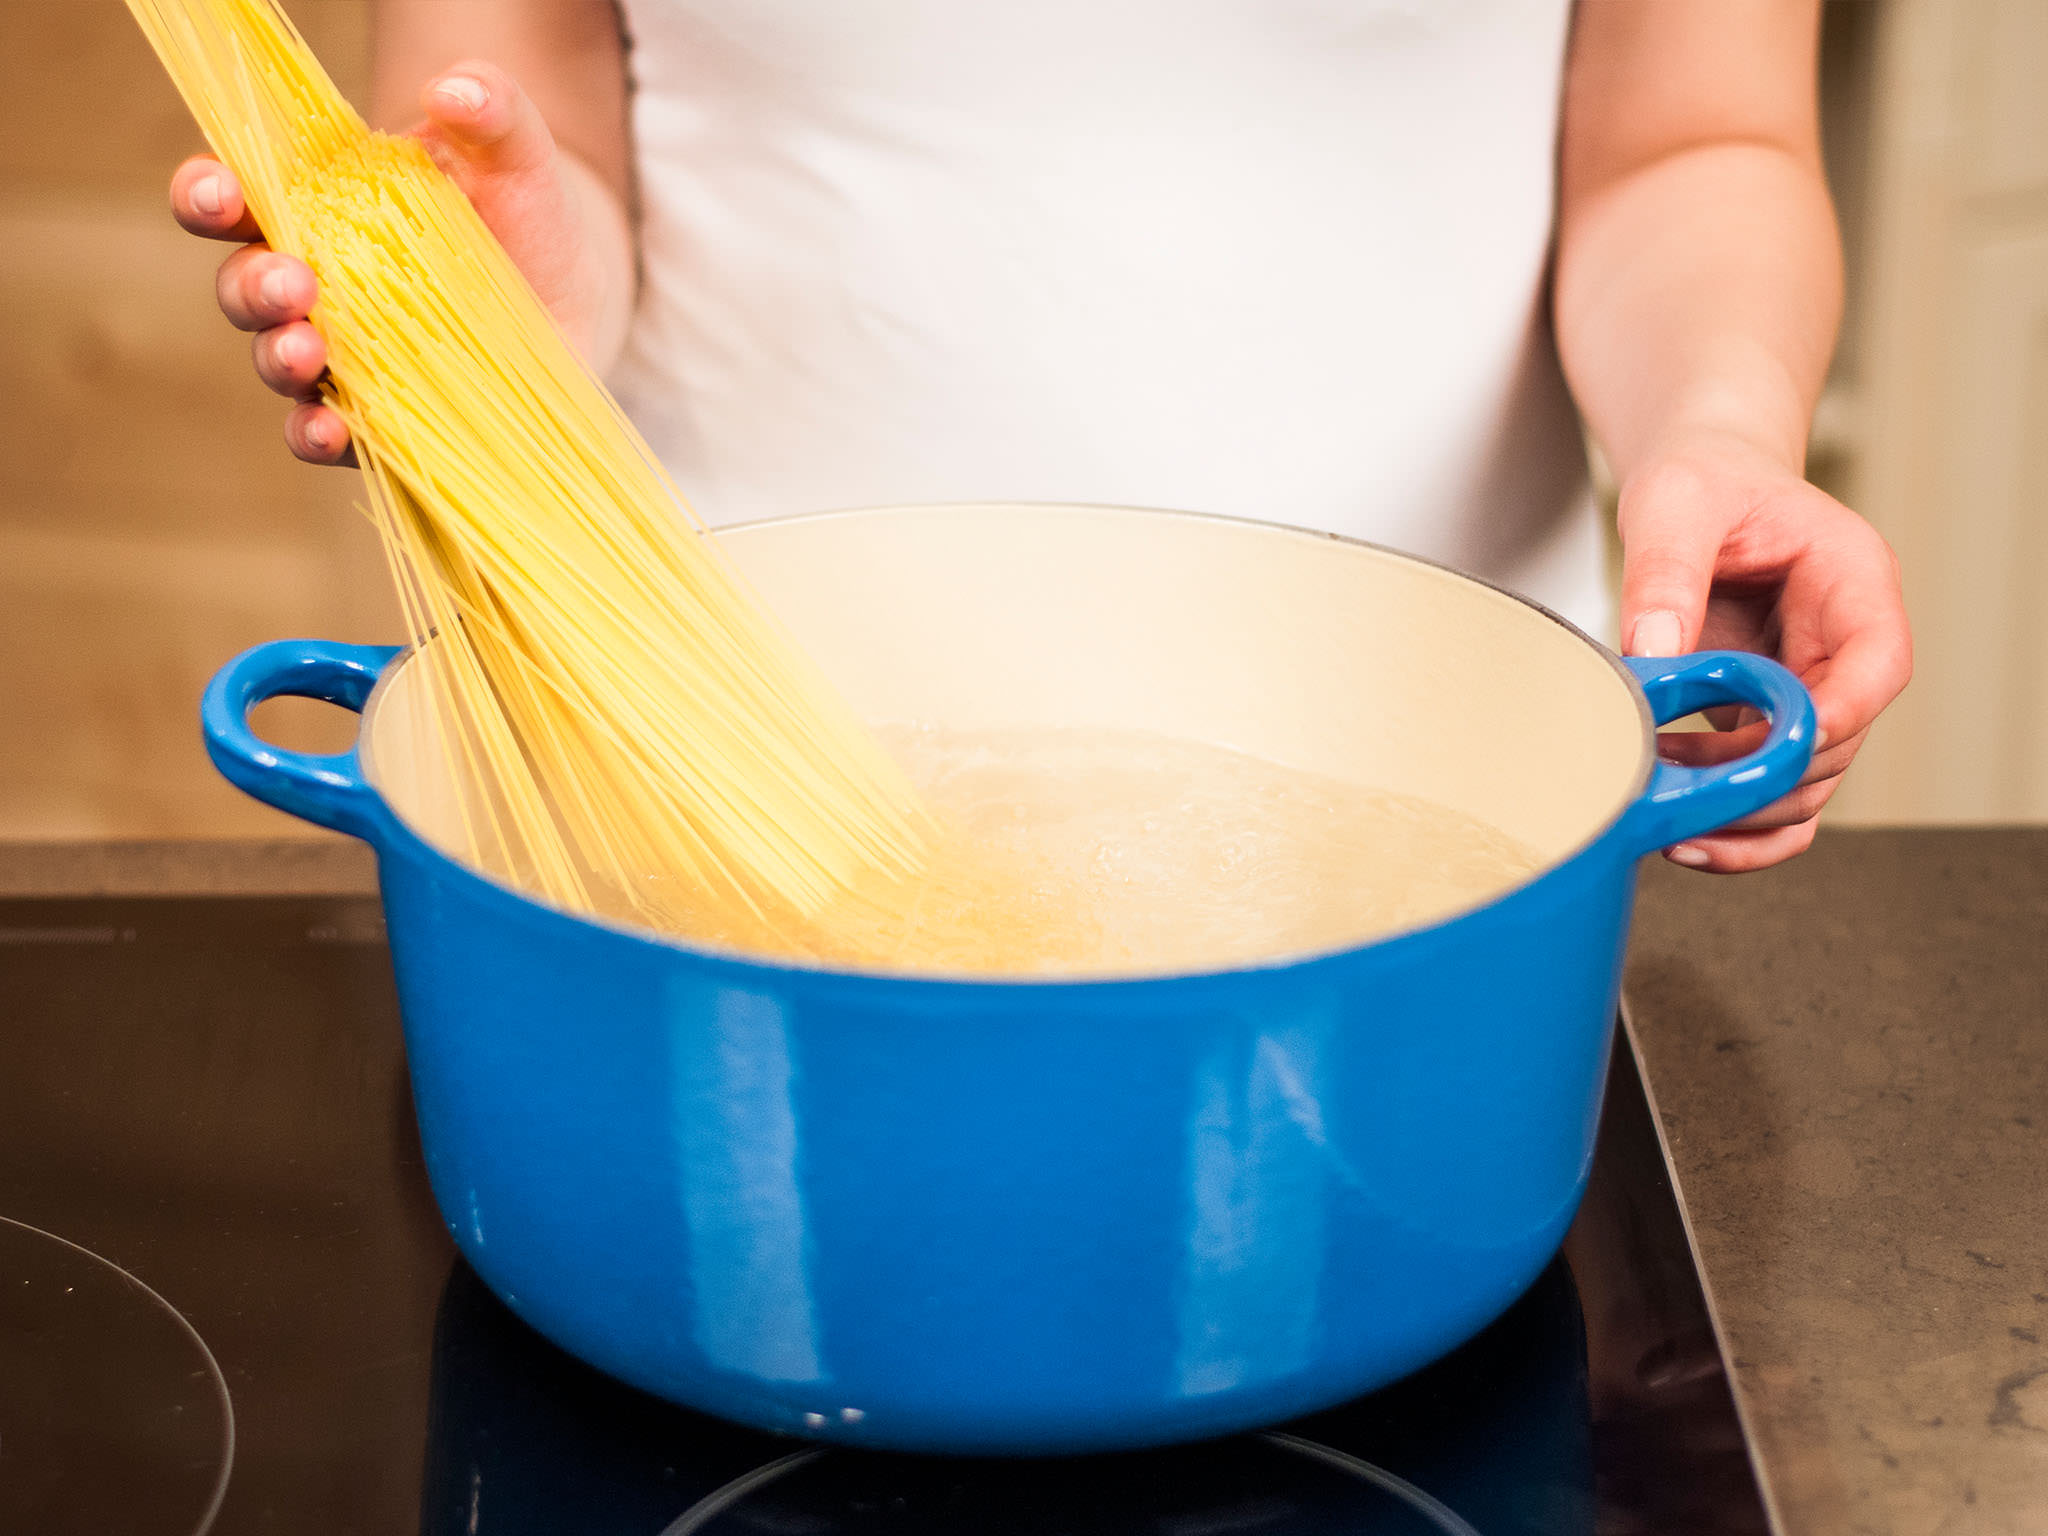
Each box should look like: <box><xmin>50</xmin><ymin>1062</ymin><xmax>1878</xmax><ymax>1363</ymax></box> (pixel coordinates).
<box><xmin>1821</xmin><ymin>0</ymin><xmax>2048</xmax><ymax>823</ymax></box>
<box><xmin>0</xmin><ymin>0</ymin><xmax>2039</xmax><ymax>839</ymax></box>
<box><xmin>0</xmin><ymin>2</ymin><xmax>391</xmax><ymax>842</ymax></box>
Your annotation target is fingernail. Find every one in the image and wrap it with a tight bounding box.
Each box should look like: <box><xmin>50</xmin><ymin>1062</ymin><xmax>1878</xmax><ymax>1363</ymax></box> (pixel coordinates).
<box><xmin>303</xmin><ymin>419</ymin><xmax>329</xmax><ymax>452</ymax></box>
<box><xmin>1630</xmin><ymin>610</ymin><xmax>1683</xmax><ymax>659</ymax></box>
<box><xmin>1814</xmin><ymin>726</ymin><xmax>1830</xmax><ymax>751</ymax></box>
<box><xmin>259</xmin><ymin>266</ymin><xmax>295</xmax><ymax>311</ymax></box>
<box><xmin>433</xmin><ymin>75</ymin><xmax>489</xmax><ymax>113</ymax></box>
<box><xmin>1665</xmin><ymin>844</ymin><xmax>1711</xmax><ymax>868</ymax></box>
<box><xmin>191</xmin><ymin>175</ymin><xmax>223</xmax><ymax>216</ymax></box>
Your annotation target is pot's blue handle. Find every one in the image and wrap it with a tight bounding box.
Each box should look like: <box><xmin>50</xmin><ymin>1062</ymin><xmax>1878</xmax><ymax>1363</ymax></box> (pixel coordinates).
<box><xmin>201</xmin><ymin>639</ymin><xmax>401</xmax><ymax>840</ymax></box>
<box><xmin>1619</xmin><ymin>651</ymin><xmax>1817</xmax><ymax>853</ymax></box>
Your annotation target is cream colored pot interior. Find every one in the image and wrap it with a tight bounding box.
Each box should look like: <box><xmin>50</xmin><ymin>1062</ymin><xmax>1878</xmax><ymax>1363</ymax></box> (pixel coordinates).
<box><xmin>363</xmin><ymin>503</ymin><xmax>1648</xmax><ymax>873</ymax></box>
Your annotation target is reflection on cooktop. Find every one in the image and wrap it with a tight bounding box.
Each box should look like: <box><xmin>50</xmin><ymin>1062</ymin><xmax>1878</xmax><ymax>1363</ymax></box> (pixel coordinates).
<box><xmin>660</xmin><ymin>1437</ymin><xmax>1480</xmax><ymax>1535</ymax></box>
<box><xmin>0</xmin><ymin>1217</ymin><xmax>233</xmax><ymax>1536</ymax></box>
<box><xmin>420</xmin><ymin>1258</ymin><xmax>1587</xmax><ymax>1535</ymax></box>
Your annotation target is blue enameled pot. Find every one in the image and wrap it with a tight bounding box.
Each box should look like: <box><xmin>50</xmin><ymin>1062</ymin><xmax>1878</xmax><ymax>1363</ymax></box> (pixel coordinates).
<box><xmin>201</xmin><ymin>503</ymin><xmax>1812</xmax><ymax>1455</ymax></box>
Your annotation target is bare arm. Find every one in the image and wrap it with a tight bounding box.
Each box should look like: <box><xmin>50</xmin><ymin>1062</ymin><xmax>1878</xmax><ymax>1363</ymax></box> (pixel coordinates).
<box><xmin>1555</xmin><ymin>0</ymin><xmax>1910</xmax><ymax>871</ymax></box>
<box><xmin>171</xmin><ymin>0</ymin><xmax>638</xmax><ymax>462</ymax></box>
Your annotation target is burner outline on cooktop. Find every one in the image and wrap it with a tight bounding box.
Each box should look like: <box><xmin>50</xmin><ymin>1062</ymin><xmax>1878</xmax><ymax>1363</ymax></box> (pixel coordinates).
<box><xmin>1264</xmin><ymin>1435</ymin><xmax>1482</xmax><ymax>1535</ymax></box>
<box><xmin>0</xmin><ymin>1216</ymin><xmax>237</xmax><ymax>1536</ymax></box>
<box><xmin>658</xmin><ymin>1450</ymin><xmax>823</xmax><ymax>1535</ymax></box>
<box><xmin>654</xmin><ymin>1431</ymin><xmax>1482</xmax><ymax>1536</ymax></box>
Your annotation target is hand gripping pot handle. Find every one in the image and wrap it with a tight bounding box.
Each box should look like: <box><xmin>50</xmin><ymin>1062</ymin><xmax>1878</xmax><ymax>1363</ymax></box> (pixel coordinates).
<box><xmin>1620</xmin><ymin>651</ymin><xmax>1818</xmax><ymax>853</ymax></box>
<box><xmin>201</xmin><ymin>639</ymin><xmax>401</xmax><ymax>839</ymax></box>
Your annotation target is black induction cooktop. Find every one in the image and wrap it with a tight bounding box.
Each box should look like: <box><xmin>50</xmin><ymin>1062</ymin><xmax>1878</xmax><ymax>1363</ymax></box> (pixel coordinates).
<box><xmin>0</xmin><ymin>895</ymin><xmax>1769</xmax><ymax>1534</ymax></box>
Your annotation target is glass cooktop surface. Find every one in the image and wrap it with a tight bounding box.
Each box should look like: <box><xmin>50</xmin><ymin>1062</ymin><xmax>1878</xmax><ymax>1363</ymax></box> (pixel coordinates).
<box><xmin>0</xmin><ymin>896</ymin><xmax>1766</xmax><ymax>1535</ymax></box>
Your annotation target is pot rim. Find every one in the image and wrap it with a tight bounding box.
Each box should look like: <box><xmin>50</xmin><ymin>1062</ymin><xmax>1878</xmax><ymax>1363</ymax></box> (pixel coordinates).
<box><xmin>354</xmin><ymin>500</ymin><xmax>1656</xmax><ymax>989</ymax></box>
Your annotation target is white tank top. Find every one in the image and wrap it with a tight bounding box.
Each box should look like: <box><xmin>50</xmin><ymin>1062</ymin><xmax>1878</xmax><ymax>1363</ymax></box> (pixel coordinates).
<box><xmin>610</xmin><ymin>0</ymin><xmax>1610</xmax><ymax>636</ymax></box>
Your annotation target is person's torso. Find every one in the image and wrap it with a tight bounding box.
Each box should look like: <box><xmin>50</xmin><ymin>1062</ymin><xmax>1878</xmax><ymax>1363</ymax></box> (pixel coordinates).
<box><xmin>611</xmin><ymin>0</ymin><xmax>1607</xmax><ymax>633</ymax></box>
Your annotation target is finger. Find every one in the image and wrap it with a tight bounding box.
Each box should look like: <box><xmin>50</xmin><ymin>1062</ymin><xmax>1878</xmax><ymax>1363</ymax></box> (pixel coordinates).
<box><xmin>216</xmin><ymin>245</ymin><xmax>318</xmax><ymax>331</ymax></box>
<box><xmin>1617</xmin><ymin>463</ymin><xmax>1725</xmax><ymax>658</ymax></box>
<box><xmin>285</xmin><ymin>402</ymin><xmax>355</xmax><ymax>467</ymax></box>
<box><xmin>1803</xmin><ymin>551</ymin><xmax>1913</xmax><ymax>754</ymax></box>
<box><xmin>1655</xmin><ymin>719</ymin><xmax>1863</xmax><ymax>786</ymax></box>
<box><xmin>1652</xmin><ymin>717</ymin><xmax>1859</xmax><ymax>833</ymax></box>
<box><xmin>1717</xmin><ymin>723</ymin><xmax>1872</xmax><ymax>832</ymax></box>
<box><xmin>1663</xmin><ymin>818</ymin><xmax>1818</xmax><ymax>874</ymax></box>
<box><xmin>171</xmin><ymin>155</ymin><xmax>262</xmax><ymax>242</ymax></box>
<box><xmin>1719</xmin><ymin>776</ymin><xmax>1840</xmax><ymax>832</ymax></box>
<box><xmin>420</xmin><ymin>61</ymin><xmax>556</xmax><ymax>181</ymax></box>
<box><xmin>252</xmin><ymin>321</ymin><xmax>329</xmax><ymax>398</ymax></box>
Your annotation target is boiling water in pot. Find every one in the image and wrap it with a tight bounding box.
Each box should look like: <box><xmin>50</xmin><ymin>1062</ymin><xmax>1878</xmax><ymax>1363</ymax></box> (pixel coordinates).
<box><xmin>878</xmin><ymin>726</ymin><xmax>1540</xmax><ymax>975</ymax></box>
<box><xmin>586</xmin><ymin>727</ymin><xmax>1539</xmax><ymax>977</ymax></box>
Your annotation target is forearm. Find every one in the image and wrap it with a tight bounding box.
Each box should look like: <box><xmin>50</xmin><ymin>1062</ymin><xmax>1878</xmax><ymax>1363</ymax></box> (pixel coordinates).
<box><xmin>1514</xmin><ymin>2</ymin><xmax>1905</xmax><ymax>873</ymax></box>
<box><xmin>1555</xmin><ymin>138</ymin><xmax>1841</xmax><ymax>486</ymax></box>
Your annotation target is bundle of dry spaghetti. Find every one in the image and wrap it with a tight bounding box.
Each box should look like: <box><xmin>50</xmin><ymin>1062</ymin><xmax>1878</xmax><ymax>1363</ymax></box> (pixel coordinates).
<box><xmin>126</xmin><ymin>0</ymin><xmax>939</xmax><ymax>952</ymax></box>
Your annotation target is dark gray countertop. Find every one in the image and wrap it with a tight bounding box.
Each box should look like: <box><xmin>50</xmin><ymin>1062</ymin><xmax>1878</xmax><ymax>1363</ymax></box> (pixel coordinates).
<box><xmin>3</xmin><ymin>829</ymin><xmax>2042</xmax><ymax>1532</ymax></box>
<box><xmin>1627</xmin><ymin>830</ymin><xmax>2048</xmax><ymax>1535</ymax></box>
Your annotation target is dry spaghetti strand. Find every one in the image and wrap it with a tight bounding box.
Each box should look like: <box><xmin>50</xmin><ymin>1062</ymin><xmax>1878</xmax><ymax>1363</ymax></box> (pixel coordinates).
<box><xmin>126</xmin><ymin>0</ymin><xmax>938</xmax><ymax>952</ymax></box>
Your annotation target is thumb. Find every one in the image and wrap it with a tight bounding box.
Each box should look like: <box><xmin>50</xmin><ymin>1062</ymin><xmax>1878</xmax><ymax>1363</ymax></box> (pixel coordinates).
<box><xmin>420</xmin><ymin>61</ymin><xmax>557</xmax><ymax>185</ymax></box>
<box><xmin>1616</xmin><ymin>468</ymin><xmax>1723</xmax><ymax>658</ymax></box>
